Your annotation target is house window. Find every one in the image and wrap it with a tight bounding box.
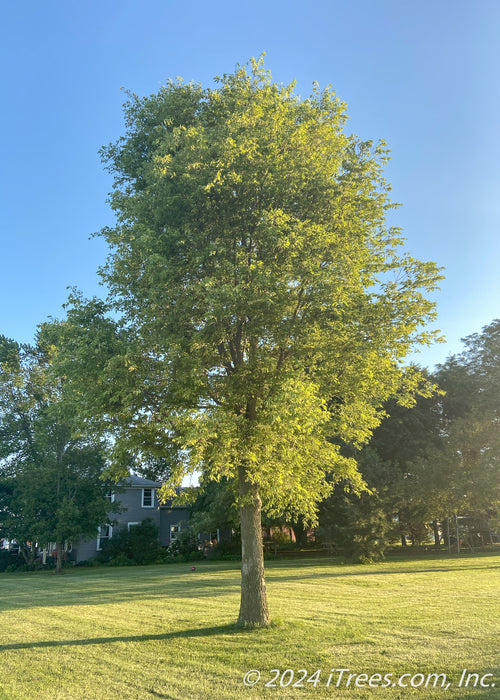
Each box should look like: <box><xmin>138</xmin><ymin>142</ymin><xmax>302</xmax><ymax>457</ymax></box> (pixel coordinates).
<box><xmin>142</xmin><ymin>488</ymin><xmax>154</xmax><ymax>508</ymax></box>
<box><xmin>127</xmin><ymin>522</ymin><xmax>140</xmax><ymax>530</ymax></box>
<box><xmin>97</xmin><ymin>525</ymin><xmax>113</xmax><ymax>551</ymax></box>
<box><xmin>170</xmin><ymin>524</ymin><xmax>181</xmax><ymax>541</ymax></box>
<box><xmin>106</xmin><ymin>491</ymin><xmax>115</xmax><ymax>503</ymax></box>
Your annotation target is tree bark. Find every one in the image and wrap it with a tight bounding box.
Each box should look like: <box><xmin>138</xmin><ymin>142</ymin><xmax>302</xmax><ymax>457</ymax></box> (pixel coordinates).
<box><xmin>237</xmin><ymin>465</ymin><xmax>270</xmax><ymax>627</ymax></box>
<box><xmin>293</xmin><ymin>518</ymin><xmax>308</xmax><ymax>547</ymax></box>
<box><xmin>54</xmin><ymin>541</ymin><xmax>63</xmax><ymax>575</ymax></box>
<box><xmin>432</xmin><ymin>521</ymin><xmax>441</xmax><ymax>547</ymax></box>
<box><xmin>20</xmin><ymin>542</ymin><xmax>36</xmax><ymax>567</ymax></box>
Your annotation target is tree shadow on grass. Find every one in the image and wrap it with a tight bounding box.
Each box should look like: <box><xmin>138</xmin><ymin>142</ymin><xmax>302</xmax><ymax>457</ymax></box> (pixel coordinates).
<box><xmin>265</xmin><ymin>554</ymin><xmax>500</xmax><ymax>584</ymax></box>
<box><xmin>267</xmin><ymin>562</ymin><xmax>500</xmax><ymax>584</ymax></box>
<box><xmin>0</xmin><ymin>570</ymin><xmax>242</xmax><ymax>612</ymax></box>
<box><xmin>0</xmin><ymin>622</ymin><xmax>247</xmax><ymax>652</ymax></box>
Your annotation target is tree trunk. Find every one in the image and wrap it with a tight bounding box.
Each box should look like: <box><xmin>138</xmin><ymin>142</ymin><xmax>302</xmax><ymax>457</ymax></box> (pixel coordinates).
<box><xmin>443</xmin><ymin>518</ymin><xmax>451</xmax><ymax>552</ymax></box>
<box><xmin>432</xmin><ymin>521</ymin><xmax>441</xmax><ymax>547</ymax></box>
<box><xmin>293</xmin><ymin>518</ymin><xmax>308</xmax><ymax>547</ymax></box>
<box><xmin>237</xmin><ymin>465</ymin><xmax>270</xmax><ymax>627</ymax></box>
<box><xmin>54</xmin><ymin>541</ymin><xmax>63</xmax><ymax>575</ymax></box>
<box><xmin>20</xmin><ymin>542</ymin><xmax>36</xmax><ymax>566</ymax></box>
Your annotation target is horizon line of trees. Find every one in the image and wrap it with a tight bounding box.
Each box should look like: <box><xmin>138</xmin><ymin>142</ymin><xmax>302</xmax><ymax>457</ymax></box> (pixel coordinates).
<box><xmin>2</xmin><ymin>318</ymin><xmax>499</xmax><ymax>568</ymax></box>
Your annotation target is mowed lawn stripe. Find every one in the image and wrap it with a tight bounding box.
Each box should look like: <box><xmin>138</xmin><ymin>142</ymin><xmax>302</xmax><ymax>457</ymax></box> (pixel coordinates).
<box><xmin>0</xmin><ymin>554</ymin><xmax>498</xmax><ymax>699</ymax></box>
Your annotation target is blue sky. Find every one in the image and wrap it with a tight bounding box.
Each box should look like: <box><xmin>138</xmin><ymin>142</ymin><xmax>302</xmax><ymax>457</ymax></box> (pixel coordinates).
<box><xmin>1</xmin><ymin>0</ymin><xmax>499</xmax><ymax>370</ymax></box>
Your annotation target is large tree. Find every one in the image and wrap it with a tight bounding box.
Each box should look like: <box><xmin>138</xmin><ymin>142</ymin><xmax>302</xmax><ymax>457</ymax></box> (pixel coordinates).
<box><xmin>419</xmin><ymin>321</ymin><xmax>500</xmax><ymax>525</ymax></box>
<box><xmin>346</xmin><ymin>321</ymin><xmax>500</xmax><ymax>550</ymax></box>
<box><xmin>0</xmin><ymin>334</ymin><xmax>113</xmax><ymax>573</ymax></box>
<box><xmin>59</xmin><ymin>58</ymin><xmax>441</xmax><ymax>624</ymax></box>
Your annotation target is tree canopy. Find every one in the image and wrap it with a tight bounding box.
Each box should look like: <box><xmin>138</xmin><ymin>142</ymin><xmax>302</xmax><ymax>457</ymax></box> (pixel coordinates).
<box><xmin>0</xmin><ymin>334</ymin><xmax>113</xmax><ymax>573</ymax></box>
<box><xmin>57</xmin><ymin>58</ymin><xmax>442</xmax><ymax>623</ymax></box>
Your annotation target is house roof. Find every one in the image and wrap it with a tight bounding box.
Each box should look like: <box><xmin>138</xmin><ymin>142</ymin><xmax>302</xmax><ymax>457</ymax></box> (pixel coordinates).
<box><xmin>120</xmin><ymin>475</ymin><xmax>162</xmax><ymax>489</ymax></box>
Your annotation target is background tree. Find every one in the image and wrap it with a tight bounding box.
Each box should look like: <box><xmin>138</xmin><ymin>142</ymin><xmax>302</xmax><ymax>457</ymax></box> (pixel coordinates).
<box><xmin>318</xmin><ymin>479</ymin><xmax>391</xmax><ymax>562</ymax></box>
<box><xmin>56</xmin><ymin>58</ymin><xmax>442</xmax><ymax>624</ymax></box>
<box><xmin>0</xmin><ymin>334</ymin><xmax>113</xmax><ymax>573</ymax></box>
<box><xmin>417</xmin><ymin>321</ymin><xmax>500</xmax><ymax>528</ymax></box>
<box><xmin>188</xmin><ymin>477</ymin><xmax>239</xmax><ymax>540</ymax></box>
<box><xmin>326</xmin><ymin>322</ymin><xmax>500</xmax><ymax>554</ymax></box>
<box><xmin>362</xmin><ymin>387</ymin><xmax>442</xmax><ymax>548</ymax></box>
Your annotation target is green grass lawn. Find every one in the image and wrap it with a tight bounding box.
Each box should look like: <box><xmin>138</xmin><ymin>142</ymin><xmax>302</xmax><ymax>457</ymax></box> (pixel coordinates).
<box><xmin>0</xmin><ymin>553</ymin><xmax>498</xmax><ymax>700</ymax></box>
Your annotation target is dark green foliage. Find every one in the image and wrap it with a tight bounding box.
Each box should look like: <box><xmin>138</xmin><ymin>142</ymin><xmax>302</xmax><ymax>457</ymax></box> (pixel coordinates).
<box><xmin>0</xmin><ymin>335</ymin><xmax>114</xmax><ymax>572</ymax></box>
<box><xmin>210</xmin><ymin>537</ymin><xmax>242</xmax><ymax>558</ymax></box>
<box><xmin>99</xmin><ymin>518</ymin><xmax>162</xmax><ymax>565</ymax></box>
<box><xmin>318</xmin><ymin>480</ymin><xmax>390</xmax><ymax>562</ymax></box>
<box><xmin>319</xmin><ymin>321</ymin><xmax>500</xmax><ymax>556</ymax></box>
<box><xmin>98</xmin><ymin>526</ymin><xmax>130</xmax><ymax>563</ymax></box>
<box><xmin>0</xmin><ymin>549</ymin><xmax>17</xmax><ymax>572</ymax></box>
<box><xmin>407</xmin><ymin>321</ymin><xmax>500</xmax><ymax>526</ymax></box>
<box><xmin>128</xmin><ymin>518</ymin><xmax>162</xmax><ymax>564</ymax></box>
<box><xmin>0</xmin><ymin>549</ymin><xmax>60</xmax><ymax>573</ymax></box>
<box><xmin>166</xmin><ymin>531</ymin><xmax>204</xmax><ymax>561</ymax></box>
<box><xmin>317</xmin><ymin>384</ymin><xmax>441</xmax><ymax>557</ymax></box>
<box><xmin>188</xmin><ymin>478</ymin><xmax>239</xmax><ymax>535</ymax></box>
<box><xmin>358</xmin><ymin>393</ymin><xmax>441</xmax><ymax>548</ymax></box>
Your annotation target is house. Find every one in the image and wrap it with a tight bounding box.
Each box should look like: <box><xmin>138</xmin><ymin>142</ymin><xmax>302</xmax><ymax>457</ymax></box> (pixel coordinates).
<box><xmin>73</xmin><ymin>475</ymin><xmax>190</xmax><ymax>563</ymax></box>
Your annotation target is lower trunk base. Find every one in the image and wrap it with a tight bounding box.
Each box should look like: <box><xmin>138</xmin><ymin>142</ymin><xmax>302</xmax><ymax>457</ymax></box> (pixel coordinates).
<box><xmin>238</xmin><ymin>466</ymin><xmax>270</xmax><ymax>627</ymax></box>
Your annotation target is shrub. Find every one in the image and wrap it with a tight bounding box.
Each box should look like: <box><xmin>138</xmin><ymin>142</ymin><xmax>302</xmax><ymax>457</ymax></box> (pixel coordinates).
<box><xmin>1</xmin><ymin>552</ymin><xmax>38</xmax><ymax>573</ymax></box>
<box><xmin>99</xmin><ymin>518</ymin><xmax>162</xmax><ymax>565</ymax></box>
<box><xmin>109</xmin><ymin>552</ymin><xmax>137</xmax><ymax>567</ymax></box>
<box><xmin>166</xmin><ymin>531</ymin><xmax>203</xmax><ymax>561</ymax></box>
<box><xmin>128</xmin><ymin>519</ymin><xmax>162</xmax><ymax>564</ymax></box>
<box><xmin>270</xmin><ymin>529</ymin><xmax>292</xmax><ymax>546</ymax></box>
<box><xmin>98</xmin><ymin>526</ymin><xmax>130</xmax><ymax>563</ymax></box>
<box><xmin>206</xmin><ymin>537</ymin><xmax>241</xmax><ymax>560</ymax></box>
<box><xmin>0</xmin><ymin>550</ymin><xmax>15</xmax><ymax>573</ymax></box>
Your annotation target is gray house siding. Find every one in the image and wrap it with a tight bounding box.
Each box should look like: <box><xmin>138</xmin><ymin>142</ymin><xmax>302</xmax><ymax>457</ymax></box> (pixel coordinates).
<box><xmin>116</xmin><ymin>485</ymin><xmax>162</xmax><ymax>531</ymax></box>
<box><xmin>74</xmin><ymin>535</ymin><xmax>100</xmax><ymax>562</ymax></box>
<box><xmin>159</xmin><ymin>507</ymin><xmax>190</xmax><ymax>547</ymax></box>
<box><xmin>73</xmin><ymin>475</ymin><xmax>190</xmax><ymax>562</ymax></box>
